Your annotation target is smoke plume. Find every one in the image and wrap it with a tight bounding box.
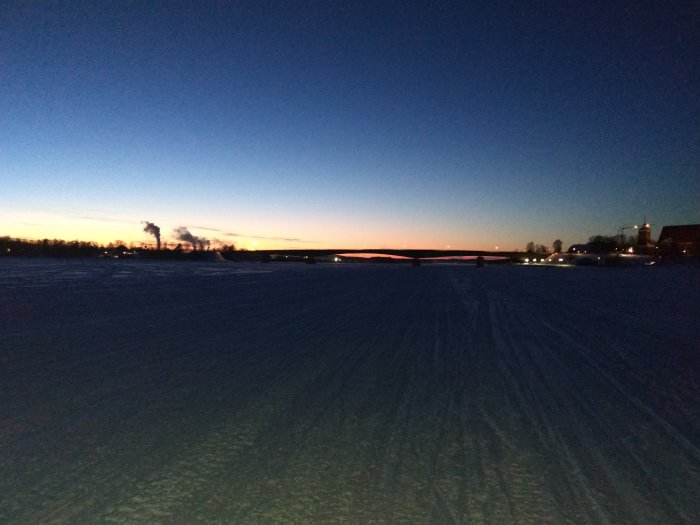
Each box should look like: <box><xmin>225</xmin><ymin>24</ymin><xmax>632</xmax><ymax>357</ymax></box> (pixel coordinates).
<box><xmin>174</xmin><ymin>226</ymin><xmax>209</xmax><ymax>251</ymax></box>
<box><xmin>142</xmin><ymin>221</ymin><xmax>161</xmax><ymax>250</ymax></box>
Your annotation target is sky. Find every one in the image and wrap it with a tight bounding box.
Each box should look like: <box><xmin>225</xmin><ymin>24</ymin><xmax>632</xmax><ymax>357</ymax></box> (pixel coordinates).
<box><xmin>2</xmin><ymin>1</ymin><xmax>698</xmax><ymax>251</ymax></box>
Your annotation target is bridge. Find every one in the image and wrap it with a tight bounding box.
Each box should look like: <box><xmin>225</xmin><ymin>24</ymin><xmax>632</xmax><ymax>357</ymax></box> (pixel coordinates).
<box><xmin>242</xmin><ymin>248</ymin><xmax>522</xmax><ymax>261</ymax></box>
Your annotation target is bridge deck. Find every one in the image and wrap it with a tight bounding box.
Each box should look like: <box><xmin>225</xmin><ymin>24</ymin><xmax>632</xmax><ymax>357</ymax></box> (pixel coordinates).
<box><xmin>253</xmin><ymin>248</ymin><xmax>518</xmax><ymax>259</ymax></box>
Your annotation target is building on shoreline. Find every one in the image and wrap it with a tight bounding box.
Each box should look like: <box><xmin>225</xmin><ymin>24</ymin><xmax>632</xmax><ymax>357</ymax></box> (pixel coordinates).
<box><xmin>635</xmin><ymin>222</ymin><xmax>656</xmax><ymax>255</ymax></box>
<box><xmin>657</xmin><ymin>225</ymin><xmax>700</xmax><ymax>255</ymax></box>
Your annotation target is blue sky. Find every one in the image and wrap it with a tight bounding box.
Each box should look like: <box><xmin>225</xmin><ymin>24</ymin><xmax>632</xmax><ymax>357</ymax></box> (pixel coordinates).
<box><xmin>2</xmin><ymin>1</ymin><xmax>698</xmax><ymax>250</ymax></box>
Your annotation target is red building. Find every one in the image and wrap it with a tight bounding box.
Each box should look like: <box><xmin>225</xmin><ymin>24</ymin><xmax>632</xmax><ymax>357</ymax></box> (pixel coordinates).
<box><xmin>637</xmin><ymin>223</ymin><xmax>652</xmax><ymax>246</ymax></box>
<box><xmin>657</xmin><ymin>225</ymin><xmax>700</xmax><ymax>255</ymax></box>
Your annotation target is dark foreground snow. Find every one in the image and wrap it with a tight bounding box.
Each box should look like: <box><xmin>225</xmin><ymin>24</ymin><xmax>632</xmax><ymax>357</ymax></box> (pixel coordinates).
<box><xmin>1</xmin><ymin>259</ymin><xmax>699</xmax><ymax>523</ymax></box>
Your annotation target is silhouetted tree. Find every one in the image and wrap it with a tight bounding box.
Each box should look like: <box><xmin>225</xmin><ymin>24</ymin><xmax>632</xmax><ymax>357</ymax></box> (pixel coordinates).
<box><xmin>553</xmin><ymin>239</ymin><xmax>562</xmax><ymax>253</ymax></box>
<box><xmin>526</xmin><ymin>241</ymin><xmax>535</xmax><ymax>253</ymax></box>
<box><xmin>588</xmin><ymin>235</ymin><xmax>618</xmax><ymax>253</ymax></box>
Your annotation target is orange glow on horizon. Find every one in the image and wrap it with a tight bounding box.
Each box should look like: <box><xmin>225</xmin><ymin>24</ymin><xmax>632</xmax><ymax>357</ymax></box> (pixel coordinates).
<box><xmin>1</xmin><ymin>209</ymin><xmax>525</xmax><ymax>252</ymax></box>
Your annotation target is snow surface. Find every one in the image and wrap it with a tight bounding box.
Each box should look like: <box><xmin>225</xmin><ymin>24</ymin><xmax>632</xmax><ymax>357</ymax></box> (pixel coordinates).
<box><xmin>1</xmin><ymin>259</ymin><xmax>699</xmax><ymax>523</ymax></box>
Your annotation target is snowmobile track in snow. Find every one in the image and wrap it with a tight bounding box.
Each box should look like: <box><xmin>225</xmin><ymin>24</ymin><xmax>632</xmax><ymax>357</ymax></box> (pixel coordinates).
<box><xmin>1</xmin><ymin>259</ymin><xmax>699</xmax><ymax>523</ymax></box>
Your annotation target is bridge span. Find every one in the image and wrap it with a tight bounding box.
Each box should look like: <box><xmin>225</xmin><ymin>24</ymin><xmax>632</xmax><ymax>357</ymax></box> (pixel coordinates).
<box><xmin>248</xmin><ymin>248</ymin><xmax>520</xmax><ymax>261</ymax></box>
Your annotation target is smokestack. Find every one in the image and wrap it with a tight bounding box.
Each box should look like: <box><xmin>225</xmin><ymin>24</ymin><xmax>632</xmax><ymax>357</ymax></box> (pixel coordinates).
<box><xmin>142</xmin><ymin>221</ymin><xmax>161</xmax><ymax>250</ymax></box>
<box><xmin>174</xmin><ymin>226</ymin><xmax>208</xmax><ymax>251</ymax></box>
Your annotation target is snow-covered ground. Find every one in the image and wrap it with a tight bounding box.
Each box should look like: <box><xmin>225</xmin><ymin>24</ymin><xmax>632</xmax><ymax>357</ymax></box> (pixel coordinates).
<box><xmin>1</xmin><ymin>259</ymin><xmax>699</xmax><ymax>523</ymax></box>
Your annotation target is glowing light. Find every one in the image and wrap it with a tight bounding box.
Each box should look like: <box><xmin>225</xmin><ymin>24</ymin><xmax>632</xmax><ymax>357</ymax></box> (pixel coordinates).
<box><xmin>558</xmin><ymin>258</ymin><xmax>563</xmax><ymax>262</ymax></box>
<box><xmin>524</xmin><ymin>258</ymin><xmax>529</xmax><ymax>262</ymax></box>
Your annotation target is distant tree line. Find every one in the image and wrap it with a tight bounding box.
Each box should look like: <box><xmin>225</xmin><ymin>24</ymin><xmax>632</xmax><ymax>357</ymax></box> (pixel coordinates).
<box><xmin>585</xmin><ymin>235</ymin><xmax>639</xmax><ymax>253</ymax></box>
<box><xmin>0</xmin><ymin>237</ymin><xmax>101</xmax><ymax>257</ymax></box>
<box><xmin>586</xmin><ymin>235</ymin><xmax>619</xmax><ymax>253</ymax></box>
<box><xmin>0</xmin><ymin>236</ymin><xmax>238</xmax><ymax>259</ymax></box>
<box><xmin>520</xmin><ymin>239</ymin><xmax>565</xmax><ymax>255</ymax></box>
<box><xmin>524</xmin><ymin>235</ymin><xmax>648</xmax><ymax>255</ymax></box>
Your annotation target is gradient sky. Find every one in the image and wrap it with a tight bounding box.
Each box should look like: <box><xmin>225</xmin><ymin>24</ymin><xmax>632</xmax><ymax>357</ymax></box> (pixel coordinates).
<box><xmin>2</xmin><ymin>1</ymin><xmax>698</xmax><ymax>250</ymax></box>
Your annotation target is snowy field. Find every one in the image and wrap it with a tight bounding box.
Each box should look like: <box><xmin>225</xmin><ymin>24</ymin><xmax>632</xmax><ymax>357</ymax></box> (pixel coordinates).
<box><xmin>1</xmin><ymin>258</ymin><xmax>699</xmax><ymax>524</ymax></box>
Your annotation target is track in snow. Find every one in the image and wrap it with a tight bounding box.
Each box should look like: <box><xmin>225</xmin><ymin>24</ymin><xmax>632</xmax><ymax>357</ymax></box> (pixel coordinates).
<box><xmin>1</xmin><ymin>259</ymin><xmax>699</xmax><ymax>523</ymax></box>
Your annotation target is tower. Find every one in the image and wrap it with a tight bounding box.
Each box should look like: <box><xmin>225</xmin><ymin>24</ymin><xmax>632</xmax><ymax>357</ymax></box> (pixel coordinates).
<box><xmin>637</xmin><ymin>221</ymin><xmax>651</xmax><ymax>246</ymax></box>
